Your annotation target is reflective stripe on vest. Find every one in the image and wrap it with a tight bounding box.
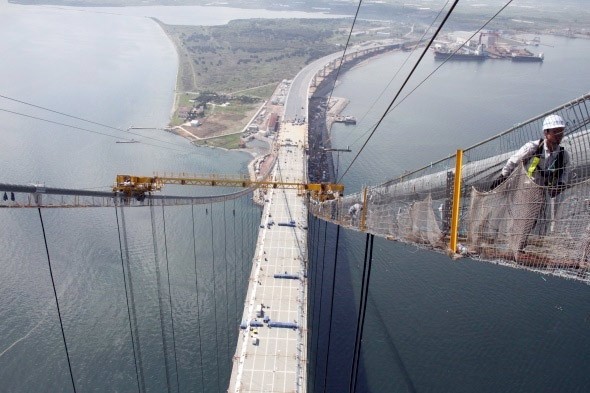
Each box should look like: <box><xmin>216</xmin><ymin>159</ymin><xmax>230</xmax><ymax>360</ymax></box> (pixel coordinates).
<box><xmin>527</xmin><ymin>156</ymin><xmax>541</xmax><ymax>178</ymax></box>
<box><xmin>526</xmin><ymin>140</ymin><xmax>544</xmax><ymax>179</ymax></box>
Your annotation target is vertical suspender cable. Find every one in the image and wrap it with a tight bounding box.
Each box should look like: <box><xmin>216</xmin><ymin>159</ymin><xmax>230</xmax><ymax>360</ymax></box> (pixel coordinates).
<box><xmin>313</xmin><ymin>220</ymin><xmax>329</xmax><ymax>392</ymax></box>
<box><xmin>309</xmin><ymin>214</ymin><xmax>322</xmax><ymax>387</ymax></box>
<box><xmin>190</xmin><ymin>205</ymin><xmax>205</xmax><ymax>392</ymax></box>
<box><xmin>149</xmin><ymin>201</ymin><xmax>172</xmax><ymax>393</ymax></box>
<box><xmin>161</xmin><ymin>204</ymin><xmax>180</xmax><ymax>392</ymax></box>
<box><xmin>232</xmin><ymin>200</ymin><xmax>238</xmax><ymax>325</ymax></box>
<box><xmin>223</xmin><ymin>201</ymin><xmax>231</xmax><ymax>367</ymax></box>
<box><xmin>349</xmin><ymin>234</ymin><xmax>375</xmax><ymax>393</ymax></box>
<box><xmin>37</xmin><ymin>208</ymin><xmax>77</xmax><ymax>393</ymax></box>
<box><xmin>114</xmin><ymin>202</ymin><xmax>143</xmax><ymax>393</ymax></box>
<box><xmin>322</xmin><ymin>225</ymin><xmax>341</xmax><ymax>392</ymax></box>
<box><xmin>209</xmin><ymin>202</ymin><xmax>221</xmax><ymax>393</ymax></box>
<box><xmin>240</xmin><ymin>199</ymin><xmax>245</xmax><ymax>301</ymax></box>
<box><xmin>348</xmin><ymin>233</ymin><xmax>370</xmax><ymax>393</ymax></box>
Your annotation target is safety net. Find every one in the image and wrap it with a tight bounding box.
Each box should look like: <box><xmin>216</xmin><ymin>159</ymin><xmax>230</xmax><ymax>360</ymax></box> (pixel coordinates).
<box><xmin>309</xmin><ymin>92</ymin><xmax>590</xmax><ymax>284</ymax></box>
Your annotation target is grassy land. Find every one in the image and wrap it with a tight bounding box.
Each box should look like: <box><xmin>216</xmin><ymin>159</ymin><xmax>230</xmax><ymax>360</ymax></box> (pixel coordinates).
<box><xmin>230</xmin><ymin>83</ymin><xmax>278</xmax><ymax>99</ymax></box>
<box><xmin>158</xmin><ymin>17</ymin><xmax>388</xmax><ymax>144</ymax></box>
<box><xmin>196</xmin><ymin>133</ymin><xmax>242</xmax><ymax>149</ymax></box>
<box><xmin>159</xmin><ymin>18</ymin><xmax>387</xmax><ymax>94</ymax></box>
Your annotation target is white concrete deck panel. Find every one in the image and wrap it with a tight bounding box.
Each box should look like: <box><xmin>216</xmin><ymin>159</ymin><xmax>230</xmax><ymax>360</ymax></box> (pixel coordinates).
<box><xmin>228</xmin><ymin>123</ymin><xmax>308</xmax><ymax>393</ymax></box>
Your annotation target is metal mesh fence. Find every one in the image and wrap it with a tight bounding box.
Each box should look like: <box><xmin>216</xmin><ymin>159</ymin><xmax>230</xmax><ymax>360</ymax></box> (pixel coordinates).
<box><xmin>310</xmin><ymin>92</ymin><xmax>590</xmax><ymax>284</ymax></box>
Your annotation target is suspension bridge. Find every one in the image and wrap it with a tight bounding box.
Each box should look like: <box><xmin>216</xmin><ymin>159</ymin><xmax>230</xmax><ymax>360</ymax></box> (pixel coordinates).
<box><xmin>1</xmin><ymin>22</ymin><xmax>590</xmax><ymax>393</ymax></box>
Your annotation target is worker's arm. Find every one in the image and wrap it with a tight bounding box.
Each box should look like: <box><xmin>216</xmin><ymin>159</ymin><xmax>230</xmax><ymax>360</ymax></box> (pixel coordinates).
<box><xmin>501</xmin><ymin>141</ymin><xmax>538</xmax><ymax>178</ymax></box>
<box><xmin>490</xmin><ymin>141</ymin><xmax>537</xmax><ymax>190</ymax></box>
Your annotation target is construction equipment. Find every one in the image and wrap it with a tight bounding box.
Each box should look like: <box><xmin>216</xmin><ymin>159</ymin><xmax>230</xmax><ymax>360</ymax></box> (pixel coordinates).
<box><xmin>113</xmin><ymin>174</ymin><xmax>344</xmax><ymax>202</ymax></box>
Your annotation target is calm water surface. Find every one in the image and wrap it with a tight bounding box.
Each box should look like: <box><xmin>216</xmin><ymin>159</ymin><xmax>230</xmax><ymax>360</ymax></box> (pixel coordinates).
<box><xmin>1</xmin><ymin>1</ymin><xmax>589</xmax><ymax>392</ymax></box>
<box><xmin>322</xmin><ymin>36</ymin><xmax>590</xmax><ymax>392</ymax></box>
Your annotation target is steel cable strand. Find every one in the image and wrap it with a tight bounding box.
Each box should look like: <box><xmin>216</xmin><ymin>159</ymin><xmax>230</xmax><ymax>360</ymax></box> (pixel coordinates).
<box><xmin>114</xmin><ymin>202</ymin><xmax>143</xmax><ymax>393</ymax></box>
<box><xmin>209</xmin><ymin>202</ymin><xmax>222</xmax><ymax>392</ymax></box>
<box><xmin>37</xmin><ymin>208</ymin><xmax>77</xmax><ymax>393</ymax></box>
<box><xmin>355</xmin><ymin>234</ymin><xmax>374</xmax><ymax>389</ymax></box>
<box><xmin>0</xmin><ymin>94</ymin><xmax>201</xmax><ymax>153</ymax></box>
<box><xmin>338</xmin><ymin>0</ymin><xmax>460</xmax><ymax>183</ymax></box>
<box><xmin>349</xmin><ymin>233</ymin><xmax>370</xmax><ymax>393</ymax></box>
<box><xmin>324</xmin><ymin>0</ymin><xmax>365</xmax><ymax>113</ymax></box>
<box><xmin>343</xmin><ymin>0</ymin><xmax>515</xmax><ymax>161</ymax></box>
<box><xmin>312</xmin><ymin>220</ymin><xmax>329</xmax><ymax>393</ymax></box>
<box><xmin>223</xmin><ymin>201</ymin><xmax>231</xmax><ymax>371</ymax></box>
<box><xmin>381</xmin><ymin>0</ymin><xmax>516</xmax><ymax>121</ymax></box>
<box><xmin>161</xmin><ymin>204</ymin><xmax>181</xmax><ymax>392</ymax></box>
<box><xmin>322</xmin><ymin>225</ymin><xmax>341</xmax><ymax>393</ymax></box>
<box><xmin>190</xmin><ymin>204</ymin><xmax>206</xmax><ymax>393</ymax></box>
<box><xmin>307</xmin><ymin>215</ymin><xmax>320</xmax><ymax>388</ymax></box>
<box><xmin>232</xmin><ymin>200</ymin><xmax>239</xmax><ymax>327</ymax></box>
<box><xmin>342</xmin><ymin>0</ymin><xmax>452</xmax><ymax>149</ymax></box>
<box><xmin>149</xmin><ymin>201</ymin><xmax>172</xmax><ymax>393</ymax></box>
<box><xmin>239</xmin><ymin>199</ymin><xmax>245</xmax><ymax>303</ymax></box>
<box><xmin>0</xmin><ymin>108</ymin><xmax>197</xmax><ymax>156</ymax></box>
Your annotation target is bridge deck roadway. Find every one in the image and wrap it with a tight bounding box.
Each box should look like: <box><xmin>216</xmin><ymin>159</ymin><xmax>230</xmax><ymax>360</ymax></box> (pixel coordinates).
<box><xmin>229</xmin><ymin>123</ymin><xmax>308</xmax><ymax>393</ymax></box>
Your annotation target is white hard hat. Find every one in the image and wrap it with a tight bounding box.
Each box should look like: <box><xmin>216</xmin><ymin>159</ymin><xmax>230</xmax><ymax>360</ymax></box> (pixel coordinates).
<box><xmin>542</xmin><ymin>114</ymin><xmax>565</xmax><ymax>130</ymax></box>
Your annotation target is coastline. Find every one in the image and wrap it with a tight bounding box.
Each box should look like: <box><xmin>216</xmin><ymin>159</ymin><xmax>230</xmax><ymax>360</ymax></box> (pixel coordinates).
<box><xmin>153</xmin><ymin>14</ymin><xmax>402</xmax><ymax>184</ymax></box>
<box><xmin>153</xmin><ymin>16</ymin><xmax>270</xmax><ymax>179</ymax></box>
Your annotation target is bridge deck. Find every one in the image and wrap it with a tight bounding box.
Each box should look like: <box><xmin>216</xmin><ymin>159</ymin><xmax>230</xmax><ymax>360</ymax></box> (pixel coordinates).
<box><xmin>229</xmin><ymin>123</ymin><xmax>308</xmax><ymax>393</ymax></box>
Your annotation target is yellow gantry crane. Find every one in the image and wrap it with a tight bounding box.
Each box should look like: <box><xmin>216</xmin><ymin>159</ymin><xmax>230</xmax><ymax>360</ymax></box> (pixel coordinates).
<box><xmin>113</xmin><ymin>174</ymin><xmax>344</xmax><ymax>201</ymax></box>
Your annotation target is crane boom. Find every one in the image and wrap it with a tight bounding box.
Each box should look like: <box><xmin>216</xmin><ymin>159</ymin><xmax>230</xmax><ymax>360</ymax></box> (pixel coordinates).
<box><xmin>113</xmin><ymin>174</ymin><xmax>344</xmax><ymax>201</ymax></box>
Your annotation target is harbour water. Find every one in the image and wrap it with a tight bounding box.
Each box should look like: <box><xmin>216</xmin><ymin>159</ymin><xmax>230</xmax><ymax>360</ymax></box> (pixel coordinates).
<box><xmin>1</xmin><ymin>1</ymin><xmax>590</xmax><ymax>392</ymax></box>
<box><xmin>318</xmin><ymin>36</ymin><xmax>590</xmax><ymax>392</ymax></box>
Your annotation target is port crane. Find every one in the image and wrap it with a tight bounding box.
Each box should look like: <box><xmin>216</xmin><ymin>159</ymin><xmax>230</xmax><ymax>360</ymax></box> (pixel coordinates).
<box><xmin>113</xmin><ymin>174</ymin><xmax>344</xmax><ymax>202</ymax></box>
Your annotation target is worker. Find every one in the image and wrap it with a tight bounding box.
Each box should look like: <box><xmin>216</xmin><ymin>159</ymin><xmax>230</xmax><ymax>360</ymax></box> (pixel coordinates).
<box><xmin>492</xmin><ymin>114</ymin><xmax>570</xmax><ymax>193</ymax></box>
<box><xmin>348</xmin><ymin>203</ymin><xmax>363</xmax><ymax>226</ymax></box>
<box><xmin>490</xmin><ymin>114</ymin><xmax>570</xmax><ymax>259</ymax></box>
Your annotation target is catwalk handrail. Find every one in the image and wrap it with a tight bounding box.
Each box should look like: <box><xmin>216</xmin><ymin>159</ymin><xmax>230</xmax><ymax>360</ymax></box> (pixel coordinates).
<box><xmin>378</xmin><ymin>92</ymin><xmax>590</xmax><ymax>188</ymax></box>
<box><xmin>310</xmin><ymin>92</ymin><xmax>590</xmax><ymax>284</ymax></box>
<box><xmin>0</xmin><ymin>182</ymin><xmax>255</xmax><ymax>207</ymax></box>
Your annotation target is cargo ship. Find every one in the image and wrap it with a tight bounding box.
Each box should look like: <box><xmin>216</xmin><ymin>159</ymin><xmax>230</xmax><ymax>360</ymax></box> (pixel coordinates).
<box><xmin>511</xmin><ymin>52</ymin><xmax>544</xmax><ymax>62</ymax></box>
<box><xmin>334</xmin><ymin>115</ymin><xmax>357</xmax><ymax>125</ymax></box>
<box><xmin>433</xmin><ymin>44</ymin><xmax>487</xmax><ymax>61</ymax></box>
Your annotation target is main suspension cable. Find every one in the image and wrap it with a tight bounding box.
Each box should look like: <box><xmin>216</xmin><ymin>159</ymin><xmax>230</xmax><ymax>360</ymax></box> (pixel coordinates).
<box><xmin>338</xmin><ymin>0</ymin><xmax>459</xmax><ymax>182</ymax></box>
<box><xmin>383</xmin><ymin>0</ymin><xmax>515</xmax><ymax>118</ymax></box>
<box><xmin>324</xmin><ymin>0</ymin><xmax>364</xmax><ymax>111</ymax></box>
<box><xmin>0</xmin><ymin>94</ymin><xmax>199</xmax><ymax>152</ymax></box>
<box><xmin>0</xmin><ymin>108</ymin><xmax>196</xmax><ymax>155</ymax></box>
<box><xmin>341</xmin><ymin>0</ymin><xmax>451</xmax><ymax>149</ymax></box>
<box><xmin>339</xmin><ymin>0</ymin><xmax>515</xmax><ymax>180</ymax></box>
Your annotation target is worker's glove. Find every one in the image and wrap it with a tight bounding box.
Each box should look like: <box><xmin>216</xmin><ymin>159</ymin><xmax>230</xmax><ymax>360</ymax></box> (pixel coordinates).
<box><xmin>489</xmin><ymin>174</ymin><xmax>506</xmax><ymax>191</ymax></box>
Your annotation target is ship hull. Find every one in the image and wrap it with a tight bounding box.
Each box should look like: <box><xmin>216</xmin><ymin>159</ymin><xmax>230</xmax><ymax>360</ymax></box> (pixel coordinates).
<box><xmin>434</xmin><ymin>50</ymin><xmax>486</xmax><ymax>61</ymax></box>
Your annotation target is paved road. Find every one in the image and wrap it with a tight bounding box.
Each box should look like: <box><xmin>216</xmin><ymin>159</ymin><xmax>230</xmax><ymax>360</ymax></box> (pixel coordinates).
<box><xmin>284</xmin><ymin>51</ymin><xmax>344</xmax><ymax>121</ymax></box>
<box><xmin>228</xmin><ymin>123</ymin><xmax>309</xmax><ymax>393</ymax></box>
